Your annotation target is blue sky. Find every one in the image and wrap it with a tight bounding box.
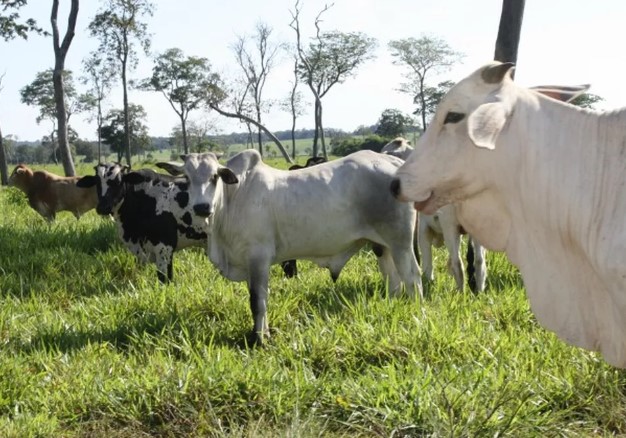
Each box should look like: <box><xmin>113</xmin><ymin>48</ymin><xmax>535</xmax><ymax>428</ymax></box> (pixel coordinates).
<box><xmin>2</xmin><ymin>0</ymin><xmax>625</xmax><ymax>141</ymax></box>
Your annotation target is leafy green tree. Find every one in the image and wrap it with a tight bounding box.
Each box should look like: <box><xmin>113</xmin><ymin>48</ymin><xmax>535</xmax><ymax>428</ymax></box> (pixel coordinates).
<box><xmin>100</xmin><ymin>104</ymin><xmax>150</xmax><ymax>161</ymax></box>
<box><xmin>81</xmin><ymin>51</ymin><xmax>117</xmax><ymax>162</ymax></box>
<box><xmin>0</xmin><ymin>0</ymin><xmax>46</xmax><ymax>40</ymax></box>
<box><xmin>405</xmin><ymin>80</ymin><xmax>455</xmax><ymax>130</ymax></box>
<box><xmin>570</xmin><ymin>93</ymin><xmax>604</xmax><ymax>109</ymax></box>
<box><xmin>88</xmin><ymin>0</ymin><xmax>154</xmax><ymax>166</ymax></box>
<box><xmin>51</xmin><ymin>0</ymin><xmax>79</xmax><ymax>176</ymax></box>
<box><xmin>389</xmin><ymin>35</ymin><xmax>463</xmax><ymax>131</ymax></box>
<box><xmin>141</xmin><ymin>48</ymin><xmax>219</xmax><ymax>154</ymax></box>
<box><xmin>20</xmin><ymin>69</ymin><xmax>88</xmax><ymax>164</ymax></box>
<box><xmin>290</xmin><ymin>1</ymin><xmax>377</xmax><ymax>158</ymax></box>
<box><xmin>375</xmin><ymin>109</ymin><xmax>414</xmax><ymax>138</ymax></box>
<box><xmin>0</xmin><ymin>0</ymin><xmax>47</xmax><ymax>184</ymax></box>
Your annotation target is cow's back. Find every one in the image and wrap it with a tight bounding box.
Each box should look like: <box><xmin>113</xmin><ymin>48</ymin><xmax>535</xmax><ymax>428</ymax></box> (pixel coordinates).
<box><xmin>225</xmin><ymin>150</ymin><xmax>414</xmax><ymax>261</ymax></box>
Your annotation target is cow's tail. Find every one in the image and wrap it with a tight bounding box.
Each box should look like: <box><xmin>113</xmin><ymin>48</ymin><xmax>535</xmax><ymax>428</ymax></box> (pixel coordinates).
<box><xmin>466</xmin><ymin>240</ymin><xmax>476</xmax><ymax>293</ymax></box>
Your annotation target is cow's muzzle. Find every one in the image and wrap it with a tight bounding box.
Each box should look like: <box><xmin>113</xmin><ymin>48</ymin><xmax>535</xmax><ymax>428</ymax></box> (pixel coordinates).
<box><xmin>193</xmin><ymin>203</ymin><xmax>212</xmax><ymax>217</ymax></box>
<box><xmin>96</xmin><ymin>204</ymin><xmax>113</xmax><ymax>216</ymax></box>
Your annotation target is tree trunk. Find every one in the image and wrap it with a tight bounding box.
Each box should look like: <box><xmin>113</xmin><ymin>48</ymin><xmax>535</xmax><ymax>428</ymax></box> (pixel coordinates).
<box><xmin>318</xmin><ymin>102</ymin><xmax>327</xmax><ymax>159</ymax></box>
<box><xmin>0</xmin><ymin>123</ymin><xmax>7</xmax><ymax>185</ymax></box>
<box><xmin>51</xmin><ymin>0</ymin><xmax>78</xmax><ymax>176</ymax></box>
<box><xmin>122</xmin><ymin>64</ymin><xmax>132</xmax><ymax>166</ymax></box>
<box><xmin>181</xmin><ymin>115</ymin><xmax>189</xmax><ymax>154</ymax></box>
<box><xmin>494</xmin><ymin>0</ymin><xmax>525</xmax><ymax>73</ymax></box>
<box><xmin>312</xmin><ymin>100</ymin><xmax>320</xmax><ymax>157</ymax></box>
<box><xmin>210</xmin><ymin>104</ymin><xmax>293</xmax><ymax>164</ymax></box>
<box><xmin>97</xmin><ymin>100</ymin><xmax>103</xmax><ymax>162</ymax></box>
<box><xmin>291</xmin><ymin>109</ymin><xmax>297</xmax><ymax>159</ymax></box>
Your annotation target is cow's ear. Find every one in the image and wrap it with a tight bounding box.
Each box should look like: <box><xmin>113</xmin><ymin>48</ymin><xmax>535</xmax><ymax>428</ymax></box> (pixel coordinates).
<box><xmin>156</xmin><ymin>161</ymin><xmax>184</xmax><ymax>176</ymax></box>
<box><xmin>122</xmin><ymin>172</ymin><xmax>148</xmax><ymax>185</ymax></box>
<box><xmin>467</xmin><ymin>102</ymin><xmax>508</xmax><ymax>150</ymax></box>
<box><xmin>530</xmin><ymin>84</ymin><xmax>591</xmax><ymax>103</ymax></box>
<box><xmin>218</xmin><ymin>167</ymin><xmax>238</xmax><ymax>184</ymax></box>
<box><xmin>76</xmin><ymin>175</ymin><xmax>97</xmax><ymax>188</ymax></box>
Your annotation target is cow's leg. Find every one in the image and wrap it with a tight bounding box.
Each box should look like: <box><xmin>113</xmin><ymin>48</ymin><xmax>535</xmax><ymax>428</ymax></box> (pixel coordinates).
<box><xmin>154</xmin><ymin>246</ymin><xmax>174</xmax><ymax>284</ymax></box>
<box><xmin>470</xmin><ymin>237</ymin><xmax>487</xmax><ymax>293</ymax></box>
<box><xmin>281</xmin><ymin>260</ymin><xmax>297</xmax><ymax>278</ymax></box>
<box><xmin>247</xmin><ymin>256</ymin><xmax>271</xmax><ymax>347</ymax></box>
<box><xmin>377</xmin><ymin>247</ymin><xmax>402</xmax><ymax>295</ymax></box>
<box><xmin>441</xmin><ymin>216</ymin><xmax>464</xmax><ymax>291</ymax></box>
<box><xmin>389</xmin><ymin>245</ymin><xmax>423</xmax><ymax>300</ymax></box>
<box><xmin>419</xmin><ymin>224</ymin><xmax>435</xmax><ymax>283</ymax></box>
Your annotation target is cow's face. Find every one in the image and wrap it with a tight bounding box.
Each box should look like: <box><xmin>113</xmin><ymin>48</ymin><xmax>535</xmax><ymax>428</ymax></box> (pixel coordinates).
<box><xmin>77</xmin><ymin>163</ymin><xmax>129</xmax><ymax>215</ymax></box>
<box><xmin>8</xmin><ymin>164</ymin><xmax>32</xmax><ymax>190</ymax></box>
<box><xmin>392</xmin><ymin>62</ymin><xmax>516</xmax><ymax>214</ymax></box>
<box><xmin>177</xmin><ymin>153</ymin><xmax>238</xmax><ymax>218</ymax></box>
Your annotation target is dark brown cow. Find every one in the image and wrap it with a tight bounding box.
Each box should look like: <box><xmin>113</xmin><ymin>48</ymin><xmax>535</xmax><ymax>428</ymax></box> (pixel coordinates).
<box><xmin>9</xmin><ymin>164</ymin><xmax>97</xmax><ymax>222</ymax></box>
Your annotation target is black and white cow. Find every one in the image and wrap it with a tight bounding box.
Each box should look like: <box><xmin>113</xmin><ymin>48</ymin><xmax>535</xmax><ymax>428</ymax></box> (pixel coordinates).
<box><xmin>77</xmin><ymin>163</ymin><xmax>208</xmax><ymax>283</ymax></box>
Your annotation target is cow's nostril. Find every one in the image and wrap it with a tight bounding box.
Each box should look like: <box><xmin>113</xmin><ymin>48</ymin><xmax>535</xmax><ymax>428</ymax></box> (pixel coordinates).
<box><xmin>194</xmin><ymin>203</ymin><xmax>211</xmax><ymax>217</ymax></box>
<box><xmin>390</xmin><ymin>178</ymin><xmax>401</xmax><ymax>198</ymax></box>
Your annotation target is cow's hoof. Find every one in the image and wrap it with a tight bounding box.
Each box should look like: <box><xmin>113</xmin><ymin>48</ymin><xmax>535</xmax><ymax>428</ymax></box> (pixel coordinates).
<box><xmin>245</xmin><ymin>331</ymin><xmax>264</xmax><ymax>348</ymax></box>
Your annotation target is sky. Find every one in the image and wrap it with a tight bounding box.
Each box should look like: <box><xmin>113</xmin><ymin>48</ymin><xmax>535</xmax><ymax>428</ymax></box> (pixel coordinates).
<box><xmin>2</xmin><ymin>0</ymin><xmax>626</xmax><ymax>142</ymax></box>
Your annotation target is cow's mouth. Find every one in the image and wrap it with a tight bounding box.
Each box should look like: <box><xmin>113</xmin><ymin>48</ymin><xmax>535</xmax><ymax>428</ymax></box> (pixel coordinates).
<box><xmin>413</xmin><ymin>191</ymin><xmax>437</xmax><ymax>214</ymax></box>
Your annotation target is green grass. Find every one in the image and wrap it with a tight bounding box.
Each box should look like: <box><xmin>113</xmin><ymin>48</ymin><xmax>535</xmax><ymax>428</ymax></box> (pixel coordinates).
<box><xmin>1</xmin><ymin>167</ymin><xmax>625</xmax><ymax>437</ymax></box>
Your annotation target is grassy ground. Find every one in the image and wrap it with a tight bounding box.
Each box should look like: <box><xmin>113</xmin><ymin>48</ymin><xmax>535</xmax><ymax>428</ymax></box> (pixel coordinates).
<box><xmin>0</xmin><ymin>161</ymin><xmax>625</xmax><ymax>437</ymax></box>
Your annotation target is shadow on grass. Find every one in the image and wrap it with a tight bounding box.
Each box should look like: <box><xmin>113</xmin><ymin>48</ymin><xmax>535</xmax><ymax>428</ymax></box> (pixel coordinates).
<box><xmin>10</xmin><ymin>305</ymin><xmax>249</xmax><ymax>356</ymax></box>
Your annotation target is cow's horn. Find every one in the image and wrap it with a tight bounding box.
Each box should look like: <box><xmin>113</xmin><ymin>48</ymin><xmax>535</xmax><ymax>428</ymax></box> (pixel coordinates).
<box><xmin>481</xmin><ymin>62</ymin><xmax>515</xmax><ymax>84</ymax></box>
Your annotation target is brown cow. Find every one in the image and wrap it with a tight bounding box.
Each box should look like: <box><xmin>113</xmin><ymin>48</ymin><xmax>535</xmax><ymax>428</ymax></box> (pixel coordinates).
<box><xmin>9</xmin><ymin>164</ymin><xmax>98</xmax><ymax>222</ymax></box>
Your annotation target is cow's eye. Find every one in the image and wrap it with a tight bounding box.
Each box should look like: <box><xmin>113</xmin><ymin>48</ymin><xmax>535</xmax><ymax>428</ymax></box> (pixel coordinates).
<box><xmin>443</xmin><ymin>111</ymin><xmax>465</xmax><ymax>124</ymax></box>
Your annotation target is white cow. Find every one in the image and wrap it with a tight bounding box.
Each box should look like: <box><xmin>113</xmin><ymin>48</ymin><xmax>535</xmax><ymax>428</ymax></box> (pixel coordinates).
<box><xmin>159</xmin><ymin>149</ymin><xmax>422</xmax><ymax>345</ymax></box>
<box><xmin>392</xmin><ymin>61</ymin><xmax>626</xmax><ymax>367</ymax></box>
<box><xmin>382</xmin><ymin>137</ymin><xmax>487</xmax><ymax>293</ymax></box>
<box><xmin>381</xmin><ymin>137</ymin><xmax>414</xmax><ymax>160</ymax></box>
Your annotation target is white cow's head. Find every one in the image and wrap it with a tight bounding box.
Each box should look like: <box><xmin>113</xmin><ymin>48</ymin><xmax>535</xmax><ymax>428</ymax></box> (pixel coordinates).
<box><xmin>157</xmin><ymin>153</ymin><xmax>238</xmax><ymax>218</ymax></box>
<box><xmin>391</xmin><ymin>61</ymin><xmax>590</xmax><ymax>214</ymax></box>
<box><xmin>392</xmin><ymin>62</ymin><xmax>517</xmax><ymax>213</ymax></box>
<box><xmin>381</xmin><ymin>137</ymin><xmax>414</xmax><ymax>161</ymax></box>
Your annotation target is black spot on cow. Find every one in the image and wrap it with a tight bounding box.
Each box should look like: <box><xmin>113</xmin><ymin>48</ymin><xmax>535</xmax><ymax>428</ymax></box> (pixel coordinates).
<box><xmin>175</xmin><ymin>191</ymin><xmax>189</xmax><ymax>209</ymax></box>
<box><xmin>118</xmin><ymin>190</ymin><xmax>178</xmax><ymax>250</ymax></box>
<box><xmin>182</xmin><ymin>212</ymin><xmax>192</xmax><ymax>225</ymax></box>
<box><xmin>178</xmin><ymin>224</ymin><xmax>208</xmax><ymax>241</ymax></box>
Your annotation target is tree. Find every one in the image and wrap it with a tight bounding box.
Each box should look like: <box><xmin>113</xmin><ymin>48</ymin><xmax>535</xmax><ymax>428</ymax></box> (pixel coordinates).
<box><xmin>141</xmin><ymin>48</ymin><xmax>218</xmax><ymax>154</ymax></box>
<box><xmin>20</xmin><ymin>69</ymin><xmax>87</xmax><ymax>164</ymax></box>
<box><xmin>169</xmin><ymin>118</ymin><xmax>219</xmax><ymax>154</ymax></box>
<box><xmin>51</xmin><ymin>0</ymin><xmax>79</xmax><ymax>176</ymax></box>
<box><xmin>280</xmin><ymin>57</ymin><xmax>307</xmax><ymax>159</ymax></box>
<box><xmin>0</xmin><ymin>0</ymin><xmax>46</xmax><ymax>40</ymax></box>
<box><xmin>0</xmin><ymin>73</ymin><xmax>6</xmax><ymax>184</ymax></box>
<box><xmin>408</xmin><ymin>80</ymin><xmax>454</xmax><ymax>130</ymax></box>
<box><xmin>0</xmin><ymin>0</ymin><xmax>47</xmax><ymax>184</ymax></box>
<box><xmin>290</xmin><ymin>0</ymin><xmax>376</xmax><ymax>158</ymax></box>
<box><xmin>81</xmin><ymin>51</ymin><xmax>117</xmax><ymax>162</ymax></box>
<box><xmin>494</xmin><ymin>0</ymin><xmax>525</xmax><ymax>70</ymax></box>
<box><xmin>100</xmin><ymin>103</ymin><xmax>149</xmax><ymax>161</ymax></box>
<box><xmin>88</xmin><ymin>0</ymin><xmax>154</xmax><ymax>166</ymax></box>
<box><xmin>389</xmin><ymin>35</ymin><xmax>464</xmax><ymax>131</ymax></box>
<box><xmin>205</xmin><ymin>74</ymin><xmax>294</xmax><ymax>164</ymax></box>
<box><xmin>232</xmin><ymin>22</ymin><xmax>283</xmax><ymax>156</ymax></box>
<box><xmin>375</xmin><ymin>109</ymin><xmax>414</xmax><ymax>138</ymax></box>
<box><xmin>570</xmin><ymin>93</ymin><xmax>604</xmax><ymax>109</ymax></box>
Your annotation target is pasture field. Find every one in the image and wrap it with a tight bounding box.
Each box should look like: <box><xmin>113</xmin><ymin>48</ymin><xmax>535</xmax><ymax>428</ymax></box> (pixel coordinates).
<box><xmin>0</xmin><ymin>161</ymin><xmax>625</xmax><ymax>437</ymax></box>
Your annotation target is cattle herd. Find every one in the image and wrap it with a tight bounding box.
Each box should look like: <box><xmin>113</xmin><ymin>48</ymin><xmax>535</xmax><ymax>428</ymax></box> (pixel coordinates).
<box><xmin>6</xmin><ymin>61</ymin><xmax>626</xmax><ymax>369</ymax></box>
